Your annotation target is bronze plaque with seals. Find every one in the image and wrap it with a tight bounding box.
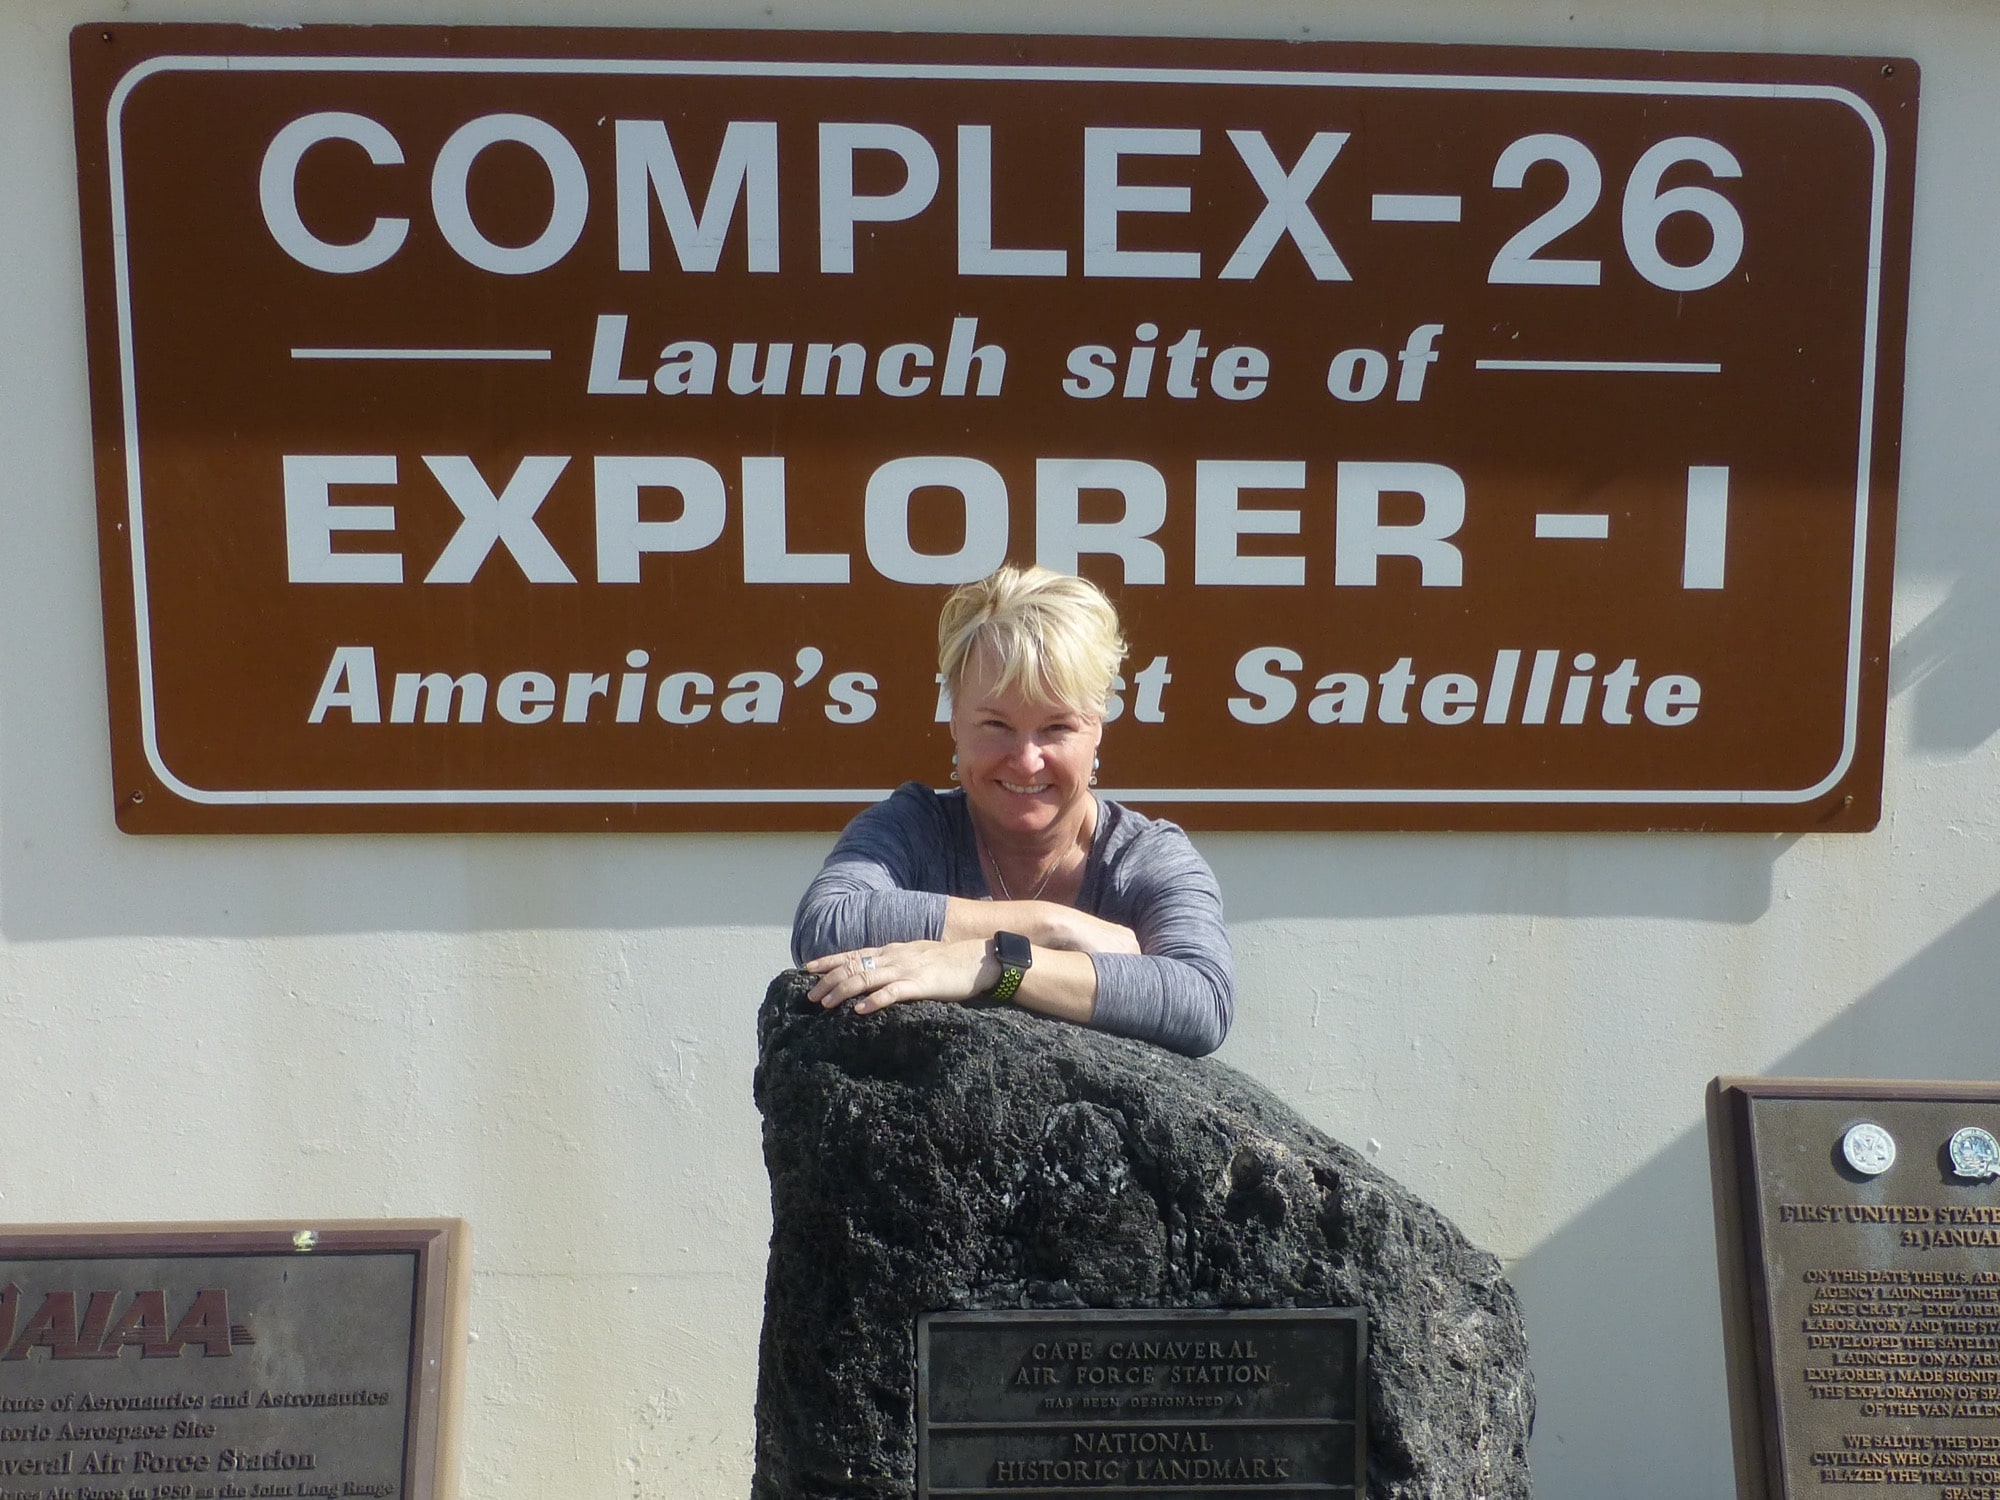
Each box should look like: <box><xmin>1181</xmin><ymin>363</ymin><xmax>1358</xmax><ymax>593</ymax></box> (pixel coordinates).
<box><xmin>1709</xmin><ymin>1080</ymin><xmax>2000</xmax><ymax>1500</ymax></box>
<box><xmin>916</xmin><ymin>1307</ymin><xmax>1365</xmax><ymax>1496</ymax></box>
<box><xmin>0</xmin><ymin>1220</ymin><xmax>466</xmax><ymax>1500</ymax></box>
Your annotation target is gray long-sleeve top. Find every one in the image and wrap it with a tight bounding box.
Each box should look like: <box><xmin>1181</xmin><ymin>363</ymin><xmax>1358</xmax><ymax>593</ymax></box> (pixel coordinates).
<box><xmin>791</xmin><ymin>783</ymin><xmax>1234</xmax><ymax>1056</ymax></box>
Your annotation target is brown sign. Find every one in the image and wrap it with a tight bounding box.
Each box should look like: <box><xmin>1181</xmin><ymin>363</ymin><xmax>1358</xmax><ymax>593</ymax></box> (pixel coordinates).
<box><xmin>1709</xmin><ymin>1081</ymin><xmax>2000</xmax><ymax>1500</ymax></box>
<box><xmin>0</xmin><ymin>1219</ymin><xmax>466</xmax><ymax>1500</ymax></box>
<box><xmin>69</xmin><ymin>24</ymin><xmax>1918</xmax><ymax>832</ymax></box>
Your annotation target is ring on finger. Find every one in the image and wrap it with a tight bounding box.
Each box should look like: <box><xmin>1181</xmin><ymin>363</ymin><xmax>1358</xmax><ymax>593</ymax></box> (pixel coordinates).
<box><xmin>860</xmin><ymin>955</ymin><xmax>877</xmax><ymax>971</ymax></box>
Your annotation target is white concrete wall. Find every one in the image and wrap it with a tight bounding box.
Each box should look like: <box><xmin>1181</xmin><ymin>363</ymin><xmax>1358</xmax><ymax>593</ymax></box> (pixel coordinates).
<box><xmin>3</xmin><ymin>0</ymin><xmax>1996</xmax><ymax>1496</ymax></box>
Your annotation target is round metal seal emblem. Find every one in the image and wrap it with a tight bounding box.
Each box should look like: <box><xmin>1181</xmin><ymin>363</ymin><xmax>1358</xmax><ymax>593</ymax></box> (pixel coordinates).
<box><xmin>1949</xmin><ymin>1126</ymin><xmax>2000</xmax><ymax>1180</ymax></box>
<box><xmin>1841</xmin><ymin>1121</ymin><xmax>1898</xmax><ymax>1176</ymax></box>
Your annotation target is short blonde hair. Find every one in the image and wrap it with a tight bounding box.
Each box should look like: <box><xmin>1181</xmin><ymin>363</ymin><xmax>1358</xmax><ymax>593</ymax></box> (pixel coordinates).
<box><xmin>938</xmin><ymin>566</ymin><xmax>1127</xmax><ymax>716</ymax></box>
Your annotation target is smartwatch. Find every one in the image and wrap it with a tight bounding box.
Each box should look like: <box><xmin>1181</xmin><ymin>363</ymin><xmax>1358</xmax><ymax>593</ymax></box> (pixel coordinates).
<box><xmin>988</xmin><ymin>931</ymin><xmax>1033</xmax><ymax>1003</ymax></box>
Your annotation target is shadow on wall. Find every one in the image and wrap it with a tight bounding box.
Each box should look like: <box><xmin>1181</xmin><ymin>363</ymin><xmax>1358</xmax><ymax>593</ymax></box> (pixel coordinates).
<box><xmin>0</xmin><ymin>821</ymin><xmax>831</xmax><ymax>943</ymax></box>
<box><xmin>1893</xmin><ymin>570</ymin><xmax>2000</xmax><ymax>752</ymax></box>
<box><xmin>1209</xmin><ymin>828</ymin><xmax>1789</xmax><ymax>923</ymax></box>
<box><xmin>0</xmin><ymin>812</ymin><xmax>1792</xmax><ymax>942</ymax></box>
<box><xmin>1514</xmin><ymin>886</ymin><xmax>2000</xmax><ymax>1500</ymax></box>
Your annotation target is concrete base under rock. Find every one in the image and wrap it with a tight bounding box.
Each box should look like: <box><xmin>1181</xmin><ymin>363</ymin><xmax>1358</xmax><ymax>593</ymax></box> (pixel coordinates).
<box><xmin>752</xmin><ymin>970</ymin><xmax>1534</xmax><ymax>1500</ymax></box>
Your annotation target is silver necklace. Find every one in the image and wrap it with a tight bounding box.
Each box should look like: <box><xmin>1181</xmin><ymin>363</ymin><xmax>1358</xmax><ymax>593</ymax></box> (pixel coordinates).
<box><xmin>982</xmin><ymin>838</ymin><xmax>1061</xmax><ymax>903</ymax></box>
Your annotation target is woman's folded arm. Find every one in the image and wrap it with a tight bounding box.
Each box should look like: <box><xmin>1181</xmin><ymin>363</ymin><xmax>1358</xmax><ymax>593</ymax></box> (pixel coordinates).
<box><xmin>791</xmin><ymin>787</ymin><xmax>950</xmax><ymax>962</ymax></box>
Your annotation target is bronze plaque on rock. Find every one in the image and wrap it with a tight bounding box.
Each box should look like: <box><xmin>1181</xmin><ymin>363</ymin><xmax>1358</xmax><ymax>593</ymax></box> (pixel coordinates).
<box><xmin>916</xmin><ymin>1308</ymin><xmax>1365</xmax><ymax>1496</ymax></box>
<box><xmin>1710</xmin><ymin>1080</ymin><xmax>2000</xmax><ymax>1500</ymax></box>
<box><xmin>0</xmin><ymin>1221</ymin><xmax>466</xmax><ymax>1500</ymax></box>
<box><xmin>70</xmin><ymin>25</ymin><xmax>1918</xmax><ymax>832</ymax></box>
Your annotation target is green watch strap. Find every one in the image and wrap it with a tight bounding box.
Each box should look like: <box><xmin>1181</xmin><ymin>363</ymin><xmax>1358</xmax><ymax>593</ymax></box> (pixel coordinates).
<box><xmin>989</xmin><ymin>962</ymin><xmax>1026</xmax><ymax>1004</ymax></box>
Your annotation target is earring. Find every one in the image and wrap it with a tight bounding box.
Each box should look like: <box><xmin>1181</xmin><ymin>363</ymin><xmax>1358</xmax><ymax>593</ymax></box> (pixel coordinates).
<box><xmin>1090</xmin><ymin>754</ymin><xmax>1099</xmax><ymax>787</ymax></box>
<box><xmin>950</xmin><ymin>752</ymin><xmax>960</xmax><ymax>783</ymax></box>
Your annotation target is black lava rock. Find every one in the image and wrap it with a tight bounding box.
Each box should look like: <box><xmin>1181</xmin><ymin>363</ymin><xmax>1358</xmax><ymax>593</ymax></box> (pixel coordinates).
<box><xmin>752</xmin><ymin>970</ymin><xmax>1534</xmax><ymax>1500</ymax></box>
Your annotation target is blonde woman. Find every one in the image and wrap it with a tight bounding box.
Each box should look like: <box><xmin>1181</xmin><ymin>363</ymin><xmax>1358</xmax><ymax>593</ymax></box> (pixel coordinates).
<box><xmin>792</xmin><ymin>566</ymin><xmax>1232</xmax><ymax>1057</ymax></box>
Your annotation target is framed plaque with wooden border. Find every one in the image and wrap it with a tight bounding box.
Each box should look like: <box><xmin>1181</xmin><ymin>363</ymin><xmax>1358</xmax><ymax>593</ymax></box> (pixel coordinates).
<box><xmin>1709</xmin><ymin>1079</ymin><xmax>2000</xmax><ymax>1500</ymax></box>
<box><xmin>0</xmin><ymin>1219</ymin><xmax>468</xmax><ymax>1500</ymax></box>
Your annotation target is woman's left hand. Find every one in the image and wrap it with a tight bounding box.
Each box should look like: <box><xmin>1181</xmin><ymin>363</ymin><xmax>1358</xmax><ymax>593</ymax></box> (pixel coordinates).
<box><xmin>804</xmin><ymin>939</ymin><xmax>995</xmax><ymax>1015</ymax></box>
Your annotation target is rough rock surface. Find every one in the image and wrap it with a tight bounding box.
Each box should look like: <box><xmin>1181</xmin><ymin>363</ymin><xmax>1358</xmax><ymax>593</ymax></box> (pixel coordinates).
<box><xmin>752</xmin><ymin>970</ymin><xmax>1534</xmax><ymax>1500</ymax></box>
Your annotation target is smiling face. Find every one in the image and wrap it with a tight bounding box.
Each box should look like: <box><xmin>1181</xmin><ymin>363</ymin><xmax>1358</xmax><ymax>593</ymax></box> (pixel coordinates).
<box><xmin>949</xmin><ymin>650</ymin><xmax>1103</xmax><ymax>846</ymax></box>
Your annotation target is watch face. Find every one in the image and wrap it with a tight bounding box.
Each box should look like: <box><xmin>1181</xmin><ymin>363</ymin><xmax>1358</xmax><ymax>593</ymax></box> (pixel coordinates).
<box><xmin>1841</xmin><ymin>1121</ymin><xmax>1897</xmax><ymax>1176</ymax></box>
<box><xmin>995</xmin><ymin>930</ymin><xmax>1033</xmax><ymax>968</ymax></box>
